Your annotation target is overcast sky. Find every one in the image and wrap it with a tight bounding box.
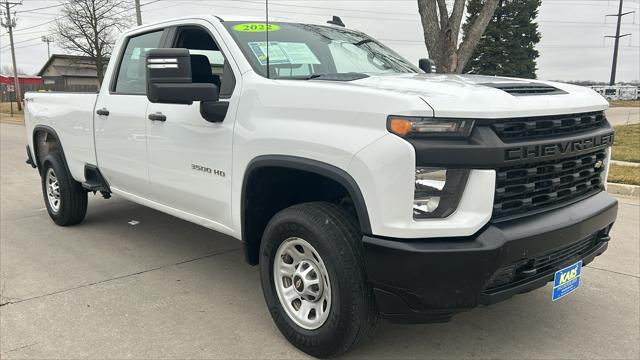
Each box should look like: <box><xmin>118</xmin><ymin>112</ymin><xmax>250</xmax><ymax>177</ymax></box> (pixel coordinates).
<box><xmin>1</xmin><ymin>0</ymin><xmax>639</xmax><ymax>82</ymax></box>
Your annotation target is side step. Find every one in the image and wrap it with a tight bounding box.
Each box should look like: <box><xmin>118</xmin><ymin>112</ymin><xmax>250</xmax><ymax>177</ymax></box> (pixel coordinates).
<box><xmin>82</xmin><ymin>164</ymin><xmax>111</xmax><ymax>198</ymax></box>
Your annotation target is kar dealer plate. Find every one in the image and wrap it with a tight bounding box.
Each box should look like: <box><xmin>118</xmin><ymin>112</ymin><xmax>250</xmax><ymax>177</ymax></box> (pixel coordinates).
<box><xmin>552</xmin><ymin>260</ymin><xmax>582</xmax><ymax>301</ymax></box>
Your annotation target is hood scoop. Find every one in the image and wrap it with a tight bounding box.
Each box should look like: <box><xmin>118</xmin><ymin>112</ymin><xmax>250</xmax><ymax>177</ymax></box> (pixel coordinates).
<box><xmin>480</xmin><ymin>82</ymin><xmax>567</xmax><ymax>96</ymax></box>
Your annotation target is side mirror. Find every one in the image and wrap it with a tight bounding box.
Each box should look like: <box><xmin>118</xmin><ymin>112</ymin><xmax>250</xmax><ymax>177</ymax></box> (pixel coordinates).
<box><xmin>146</xmin><ymin>48</ymin><xmax>219</xmax><ymax>104</ymax></box>
<box><xmin>419</xmin><ymin>58</ymin><xmax>436</xmax><ymax>74</ymax></box>
<box><xmin>200</xmin><ymin>101</ymin><xmax>229</xmax><ymax>123</ymax></box>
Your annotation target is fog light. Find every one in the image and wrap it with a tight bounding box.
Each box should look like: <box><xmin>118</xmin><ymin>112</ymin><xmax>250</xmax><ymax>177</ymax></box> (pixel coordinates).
<box><xmin>414</xmin><ymin>167</ymin><xmax>469</xmax><ymax>219</ymax></box>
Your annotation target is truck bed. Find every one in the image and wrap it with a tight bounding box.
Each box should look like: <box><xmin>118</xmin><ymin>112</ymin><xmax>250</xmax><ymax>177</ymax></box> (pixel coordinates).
<box><xmin>24</xmin><ymin>92</ymin><xmax>99</xmax><ymax>182</ymax></box>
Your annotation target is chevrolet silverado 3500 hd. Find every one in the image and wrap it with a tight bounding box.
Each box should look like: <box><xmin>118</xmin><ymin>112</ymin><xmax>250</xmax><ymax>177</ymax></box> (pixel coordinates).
<box><xmin>24</xmin><ymin>15</ymin><xmax>618</xmax><ymax>358</ymax></box>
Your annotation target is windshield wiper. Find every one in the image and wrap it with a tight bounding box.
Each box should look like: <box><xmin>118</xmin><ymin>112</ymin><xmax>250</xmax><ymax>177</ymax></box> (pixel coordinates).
<box><xmin>305</xmin><ymin>74</ymin><xmax>325</xmax><ymax>80</ymax></box>
<box><xmin>303</xmin><ymin>72</ymin><xmax>369</xmax><ymax>81</ymax></box>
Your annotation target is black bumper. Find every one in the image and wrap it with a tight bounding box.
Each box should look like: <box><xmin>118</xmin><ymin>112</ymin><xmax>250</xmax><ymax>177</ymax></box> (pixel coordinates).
<box><xmin>363</xmin><ymin>191</ymin><xmax>618</xmax><ymax>323</ymax></box>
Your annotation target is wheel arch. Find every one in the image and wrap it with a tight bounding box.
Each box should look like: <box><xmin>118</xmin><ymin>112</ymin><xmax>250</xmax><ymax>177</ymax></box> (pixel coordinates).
<box><xmin>241</xmin><ymin>155</ymin><xmax>372</xmax><ymax>265</ymax></box>
<box><xmin>32</xmin><ymin>125</ymin><xmax>68</xmax><ymax>172</ymax></box>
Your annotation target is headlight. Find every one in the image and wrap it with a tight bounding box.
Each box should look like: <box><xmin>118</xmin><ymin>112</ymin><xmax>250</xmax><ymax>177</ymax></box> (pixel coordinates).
<box><xmin>414</xmin><ymin>167</ymin><xmax>470</xmax><ymax>219</ymax></box>
<box><xmin>387</xmin><ymin>116</ymin><xmax>474</xmax><ymax>138</ymax></box>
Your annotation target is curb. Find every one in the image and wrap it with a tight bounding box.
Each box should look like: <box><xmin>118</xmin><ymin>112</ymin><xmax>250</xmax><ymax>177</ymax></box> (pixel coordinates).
<box><xmin>607</xmin><ymin>182</ymin><xmax>640</xmax><ymax>198</ymax></box>
<box><xmin>610</xmin><ymin>160</ymin><xmax>640</xmax><ymax>167</ymax></box>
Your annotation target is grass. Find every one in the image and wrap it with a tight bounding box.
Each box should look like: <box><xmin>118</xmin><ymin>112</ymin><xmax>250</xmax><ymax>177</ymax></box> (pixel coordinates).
<box><xmin>610</xmin><ymin>99</ymin><xmax>640</xmax><ymax>108</ymax></box>
<box><xmin>0</xmin><ymin>101</ymin><xmax>24</xmax><ymax>124</ymax></box>
<box><xmin>612</xmin><ymin>123</ymin><xmax>640</xmax><ymax>163</ymax></box>
<box><xmin>0</xmin><ymin>101</ymin><xmax>23</xmax><ymax>115</ymax></box>
<box><xmin>608</xmin><ymin>164</ymin><xmax>640</xmax><ymax>186</ymax></box>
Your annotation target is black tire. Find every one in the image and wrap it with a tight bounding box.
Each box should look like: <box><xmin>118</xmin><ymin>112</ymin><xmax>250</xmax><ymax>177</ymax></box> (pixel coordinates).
<box><xmin>40</xmin><ymin>152</ymin><xmax>87</xmax><ymax>226</ymax></box>
<box><xmin>260</xmin><ymin>202</ymin><xmax>377</xmax><ymax>358</ymax></box>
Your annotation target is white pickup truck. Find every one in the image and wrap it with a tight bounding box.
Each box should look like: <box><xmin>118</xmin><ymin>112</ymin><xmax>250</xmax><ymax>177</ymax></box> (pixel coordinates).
<box><xmin>24</xmin><ymin>15</ymin><xmax>618</xmax><ymax>358</ymax></box>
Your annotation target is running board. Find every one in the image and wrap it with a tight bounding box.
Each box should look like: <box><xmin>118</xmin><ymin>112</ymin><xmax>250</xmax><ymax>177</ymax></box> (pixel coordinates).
<box><xmin>83</xmin><ymin>164</ymin><xmax>111</xmax><ymax>198</ymax></box>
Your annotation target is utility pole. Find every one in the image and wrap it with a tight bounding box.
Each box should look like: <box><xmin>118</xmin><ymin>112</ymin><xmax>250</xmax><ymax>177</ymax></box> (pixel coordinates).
<box><xmin>41</xmin><ymin>35</ymin><xmax>54</xmax><ymax>58</ymax></box>
<box><xmin>134</xmin><ymin>0</ymin><xmax>142</xmax><ymax>25</ymax></box>
<box><xmin>1</xmin><ymin>0</ymin><xmax>23</xmax><ymax>111</ymax></box>
<box><xmin>606</xmin><ymin>0</ymin><xmax>634</xmax><ymax>85</ymax></box>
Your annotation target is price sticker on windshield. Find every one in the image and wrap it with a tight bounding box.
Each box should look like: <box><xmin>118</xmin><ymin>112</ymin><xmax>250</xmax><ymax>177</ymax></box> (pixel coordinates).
<box><xmin>233</xmin><ymin>23</ymin><xmax>281</xmax><ymax>32</ymax></box>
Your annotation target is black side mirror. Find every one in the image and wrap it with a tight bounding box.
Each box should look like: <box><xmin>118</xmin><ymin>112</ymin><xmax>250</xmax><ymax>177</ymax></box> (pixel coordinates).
<box><xmin>419</xmin><ymin>58</ymin><xmax>436</xmax><ymax>74</ymax></box>
<box><xmin>146</xmin><ymin>48</ymin><xmax>219</xmax><ymax>104</ymax></box>
<box><xmin>200</xmin><ymin>101</ymin><xmax>229</xmax><ymax>123</ymax></box>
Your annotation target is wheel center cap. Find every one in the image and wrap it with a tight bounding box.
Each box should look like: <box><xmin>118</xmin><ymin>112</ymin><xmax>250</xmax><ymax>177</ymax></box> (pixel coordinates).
<box><xmin>293</xmin><ymin>275</ymin><xmax>304</xmax><ymax>292</ymax></box>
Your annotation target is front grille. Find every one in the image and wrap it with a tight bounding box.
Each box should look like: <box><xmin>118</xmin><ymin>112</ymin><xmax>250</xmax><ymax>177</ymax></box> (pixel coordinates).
<box><xmin>484</xmin><ymin>231</ymin><xmax>604</xmax><ymax>292</ymax></box>
<box><xmin>493</xmin><ymin>149</ymin><xmax>606</xmax><ymax>220</ymax></box>
<box><xmin>491</xmin><ymin>111</ymin><xmax>606</xmax><ymax>141</ymax></box>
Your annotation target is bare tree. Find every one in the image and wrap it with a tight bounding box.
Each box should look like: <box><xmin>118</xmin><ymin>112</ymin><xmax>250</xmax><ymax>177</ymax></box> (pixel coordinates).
<box><xmin>417</xmin><ymin>0</ymin><xmax>499</xmax><ymax>73</ymax></box>
<box><xmin>53</xmin><ymin>0</ymin><xmax>132</xmax><ymax>84</ymax></box>
<box><xmin>1</xmin><ymin>64</ymin><xmax>28</xmax><ymax>75</ymax></box>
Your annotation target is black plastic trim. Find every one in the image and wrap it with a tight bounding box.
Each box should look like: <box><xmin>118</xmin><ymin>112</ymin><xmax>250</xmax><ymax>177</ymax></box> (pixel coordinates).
<box><xmin>167</xmin><ymin>24</ymin><xmax>238</xmax><ymax>99</ymax></box>
<box><xmin>32</xmin><ymin>125</ymin><xmax>69</xmax><ymax>171</ymax></box>
<box><xmin>409</xmin><ymin>121</ymin><xmax>614</xmax><ymax>168</ymax></box>
<box><xmin>83</xmin><ymin>164</ymin><xmax>111</xmax><ymax>193</ymax></box>
<box><xmin>362</xmin><ymin>191</ymin><xmax>617</xmax><ymax>323</ymax></box>
<box><xmin>25</xmin><ymin>145</ymin><xmax>37</xmax><ymax>168</ymax></box>
<box><xmin>479</xmin><ymin>82</ymin><xmax>567</xmax><ymax>96</ymax></box>
<box><xmin>241</xmin><ymin>155</ymin><xmax>372</xmax><ymax>264</ymax></box>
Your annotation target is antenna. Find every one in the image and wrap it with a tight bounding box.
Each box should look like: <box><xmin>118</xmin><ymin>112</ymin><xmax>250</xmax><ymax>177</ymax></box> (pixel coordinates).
<box><xmin>265</xmin><ymin>0</ymin><xmax>270</xmax><ymax>79</ymax></box>
<box><xmin>327</xmin><ymin>16</ymin><xmax>345</xmax><ymax>27</ymax></box>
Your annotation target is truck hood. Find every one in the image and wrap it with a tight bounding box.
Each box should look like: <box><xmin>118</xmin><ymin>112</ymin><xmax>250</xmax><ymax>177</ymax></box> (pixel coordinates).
<box><xmin>348</xmin><ymin>73</ymin><xmax>608</xmax><ymax>119</ymax></box>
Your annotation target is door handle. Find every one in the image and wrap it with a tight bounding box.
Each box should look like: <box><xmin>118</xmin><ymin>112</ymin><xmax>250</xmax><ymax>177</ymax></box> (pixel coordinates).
<box><xmin>148</xmin><ymin>112</ymin><xmax>166</xmax><ymax>122</ymax></box>
<box><xmin>96</xmin><ymin>108</ymin><xmax>110</xmax><ymax>116</ymax></box>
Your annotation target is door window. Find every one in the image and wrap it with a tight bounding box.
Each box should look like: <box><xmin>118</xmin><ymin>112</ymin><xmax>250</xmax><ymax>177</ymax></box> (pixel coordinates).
<box><xmin>114</xmin><ymin>30</ymin><xmax>164</xmax><ymax>94</ymax></box>
<box><xmin>172</xmin><ymin>27</ymin><xmax>236</xmax><ymax>99</ymax></box>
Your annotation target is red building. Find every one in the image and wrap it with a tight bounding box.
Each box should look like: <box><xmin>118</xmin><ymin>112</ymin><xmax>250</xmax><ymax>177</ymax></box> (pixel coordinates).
<box><xmin>0</xmin><ymin>74</ymin><xmax>44</xmax><ymax>86</ymax></box>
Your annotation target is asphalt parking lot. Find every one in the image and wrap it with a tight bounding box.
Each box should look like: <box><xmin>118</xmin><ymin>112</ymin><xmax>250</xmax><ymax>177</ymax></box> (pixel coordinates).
<box><xmin>1</xmin><ymin>122</ymin><xmax>639</xmax><ymax>359</ymax></box>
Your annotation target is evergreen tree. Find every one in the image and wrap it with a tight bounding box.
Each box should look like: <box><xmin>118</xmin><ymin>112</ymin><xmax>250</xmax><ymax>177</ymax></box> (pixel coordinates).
<box><xmin>464</xmin><ymin>0</ymin><xmax>541</xmax><ymax>79</ymax></box>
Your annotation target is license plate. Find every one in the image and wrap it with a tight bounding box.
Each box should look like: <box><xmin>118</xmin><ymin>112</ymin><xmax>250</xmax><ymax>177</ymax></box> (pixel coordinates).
<box><xmin>552</xmin><ymin>260</ymin><xmax>582</xmax><ymax>301</ymax></box>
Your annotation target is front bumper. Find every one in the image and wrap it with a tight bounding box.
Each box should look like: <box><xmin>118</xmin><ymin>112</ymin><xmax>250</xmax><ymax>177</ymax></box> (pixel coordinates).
<box><xmin>363</xmin><ymin>191</ymin><xmax>617</xmax><ymax>323</ymax></box>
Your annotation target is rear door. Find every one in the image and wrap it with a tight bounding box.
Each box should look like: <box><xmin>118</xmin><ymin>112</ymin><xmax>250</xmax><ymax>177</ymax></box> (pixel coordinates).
<box><xmin>94</xmin><ymin>29</ymin><xmax>166</xmax><ymax>197</ymax></box>
<box><xmin>145</xmin><ymin>22</ymin><xmax>239</xmax><ymax>226</ymax></box>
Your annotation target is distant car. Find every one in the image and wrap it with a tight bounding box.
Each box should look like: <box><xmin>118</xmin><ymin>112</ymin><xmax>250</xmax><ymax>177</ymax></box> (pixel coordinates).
<box><xmin>24</xmin><ymin>15</ymin><xmax>618</xmax><ymax>358</ymax></box>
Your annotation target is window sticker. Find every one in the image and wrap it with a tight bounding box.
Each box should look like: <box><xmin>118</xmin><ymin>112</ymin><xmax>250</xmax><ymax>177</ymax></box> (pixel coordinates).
<box><xmin>233</xmin><ymin>23</ymin><xmax>281</xmax><ymax>32</ymax></box>
<box><xmin>248</xmin><ymin>42</ymin><xmax>290</xmax><ymax>65</ymax></box>
<box><xmin>278</xmin><ymin>42</ymin><xmax>320</xmax><ymax>65</ymax></box>
<box><xmin>247</xmin><ymin>42</ymin><xmax>321</xmax><ymax>66</ymax></box>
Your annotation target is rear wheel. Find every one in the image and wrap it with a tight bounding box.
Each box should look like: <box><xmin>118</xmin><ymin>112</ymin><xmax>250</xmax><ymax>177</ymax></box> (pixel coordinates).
<box><xmin>41</xmin><ymin>153</ymin><xmax>87</xmax><ymax>226</ymax></box>
<box><xmin>260</xmin><ymin>202</ymin><xmax>377</xmax><ymax>358</ymax></box>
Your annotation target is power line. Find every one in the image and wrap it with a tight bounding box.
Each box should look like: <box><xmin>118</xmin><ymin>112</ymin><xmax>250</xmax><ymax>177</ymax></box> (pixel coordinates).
<box><xmin>16</xmin><ymin>2</ymin><xmax>62</xmax><ymax>13</ymax></box>
<box><xmin>8</xmin><ymin>0</ymin><xmax>161</xmax><ymax>34</ymax></box>
<box><xmin>1</xmin><ymin>0</ymin><xmax>23</xmax><ymax>110</ymax></box>
<box><xmin>606</xmin><ymin>0</ymin><xmax>635</xmax><ymax>84</ymax></box>
<box><xmin>41</xmin><ymin>34</ymin><xmax>52</xmax><ymax>57</ymax></box>
<box><xmin>0</xmin><ymin>34</ymin><xmax>41</xmax><ymax>48</ymax></box>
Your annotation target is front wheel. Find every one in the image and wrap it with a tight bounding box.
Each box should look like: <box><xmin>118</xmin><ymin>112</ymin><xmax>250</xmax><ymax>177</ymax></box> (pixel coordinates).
<box><xmin>41</xmin><ymin>153</ymin><xmax>88</xmax><ymax>226</ymax></box>
<box><xmin>260</xmin><ymin>202</ymin><xmax>377</xmax><ymax>358</ymax></box>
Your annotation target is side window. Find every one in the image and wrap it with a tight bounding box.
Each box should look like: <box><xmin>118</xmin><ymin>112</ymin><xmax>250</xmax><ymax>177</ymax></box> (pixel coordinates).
<box><xmin>173</xmin><ymin>27</ymin><xmax>236</xmax><ymax>99</ymax></box>
<box><xmin>114</xmin><ymin>30</ymin><xmax>164</xmax><ymax>94</ymax></box>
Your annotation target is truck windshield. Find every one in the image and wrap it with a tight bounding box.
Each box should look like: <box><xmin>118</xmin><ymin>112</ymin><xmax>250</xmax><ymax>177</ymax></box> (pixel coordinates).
<box><xmin>223</xmin><ymin>21</ymin><xmax>419</xmax><ymax>80</ymax></box>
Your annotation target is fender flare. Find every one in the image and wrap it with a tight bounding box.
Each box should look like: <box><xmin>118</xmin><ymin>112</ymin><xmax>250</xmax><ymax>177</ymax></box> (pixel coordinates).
<box><xmin>32</xmin><ymin>125</ymin><xmax>69</xmax><ymax>171</ymax></box>
<box><xmin>241</xmin><ymin>155</ymin><xmax>372</xmax><ymax>263</ymax></box>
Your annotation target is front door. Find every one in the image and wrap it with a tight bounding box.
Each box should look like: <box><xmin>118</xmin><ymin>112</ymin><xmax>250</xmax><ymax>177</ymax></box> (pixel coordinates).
<box><xmin>94</xmin><ymin>29</ymin><xmax>165</xmax><ymax>198</ymax></box>
<box><xmin>146</xmin><ymin>24</ymin><xmax>239</xmax><ymax>227</ymax></box>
